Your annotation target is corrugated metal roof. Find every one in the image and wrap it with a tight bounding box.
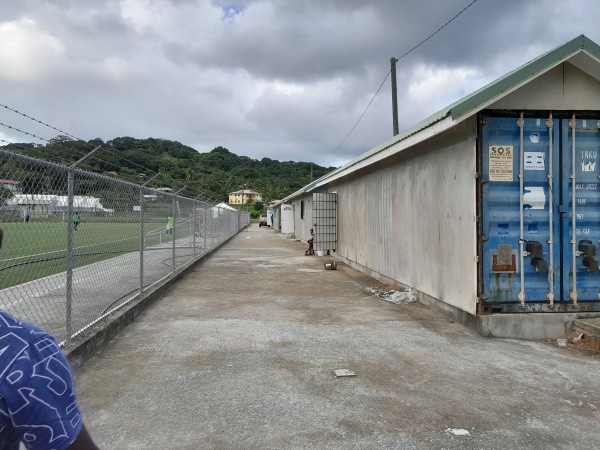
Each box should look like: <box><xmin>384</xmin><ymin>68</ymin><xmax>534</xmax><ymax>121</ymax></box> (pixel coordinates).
<box><xmin>283</xmin><ymin>34</ymin><xmax>600</xmax><ymax>201</ymax></box>
<box><xmin>450</xmin><ymin>34</ymin><xmax>600</xmax><ymax>119</ymax></box>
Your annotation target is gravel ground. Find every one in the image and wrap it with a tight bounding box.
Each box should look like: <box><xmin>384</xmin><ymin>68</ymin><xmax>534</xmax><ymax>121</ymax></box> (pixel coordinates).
<box><xmin>74</xmin><ymin>225</ymin><xmax>600</xmax><ymax>450</ymax></box>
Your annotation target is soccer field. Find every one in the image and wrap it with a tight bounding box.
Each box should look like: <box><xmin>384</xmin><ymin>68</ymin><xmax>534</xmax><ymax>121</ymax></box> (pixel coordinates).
<box><xmin>0</xmin><ymin>220</ymin><xmax>168</xmax><ymax>289</ymax></box>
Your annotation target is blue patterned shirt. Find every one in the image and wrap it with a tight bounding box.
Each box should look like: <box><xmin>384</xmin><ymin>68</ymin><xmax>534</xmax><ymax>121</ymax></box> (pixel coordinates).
<box><xmin>0</xmin><ymin>311</ymin><xmax>83</xmax><ymax>450</ymax></box>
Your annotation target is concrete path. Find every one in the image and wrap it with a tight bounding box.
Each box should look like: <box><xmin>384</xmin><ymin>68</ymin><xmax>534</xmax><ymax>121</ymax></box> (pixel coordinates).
<box><xmin>75</xmin><ymin>225</ymin><xmax>600</xmax><ymax>449</ymax></box>
<box><xmin>0</xmin><ymin>233</ymin><xmax>218</xmax><ymax>341</ymax></box>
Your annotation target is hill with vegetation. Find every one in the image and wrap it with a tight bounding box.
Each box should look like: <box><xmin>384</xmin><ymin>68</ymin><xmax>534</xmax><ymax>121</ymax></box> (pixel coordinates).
<box><xmin>1</xmin><ymin>136</ymin><xmax>335</xmax><ymax>204</ymax></box>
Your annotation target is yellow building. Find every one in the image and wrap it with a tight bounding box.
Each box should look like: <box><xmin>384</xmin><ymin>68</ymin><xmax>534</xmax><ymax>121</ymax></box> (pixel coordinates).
<box><xmin>228</xmin><ymin>189</ymin><xmax>262</xmax><ymax>205</ymax></box>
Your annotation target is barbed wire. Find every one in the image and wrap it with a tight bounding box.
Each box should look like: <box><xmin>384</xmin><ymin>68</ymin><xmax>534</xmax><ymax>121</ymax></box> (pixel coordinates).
<box><xmin>0</xmin><ymin>104</ymin><xmax>161</xmax><ymax>180</ymax></box>
<box><xmin>77</xmin><ymin>155</ymin><xmax>161</xmax><ymax>187</ymax></box>
<box><xmin>0</xmin><ymin>103</ymin><xmax>78</xmax><ymax>140</ymax></box>
<box><xmin>99</xmin><ymin>147</ymin><xmax>158</xmax><ymax>177</ymax></box>
<box><xmin>78</xmin><ymin>156</ymin><xmax>123</xmax><ymax>175</ymax></box>
<box><xmin>0</xmin><ymin>121</ymin><xmax>49</xmax><ymax>143</ymax></box>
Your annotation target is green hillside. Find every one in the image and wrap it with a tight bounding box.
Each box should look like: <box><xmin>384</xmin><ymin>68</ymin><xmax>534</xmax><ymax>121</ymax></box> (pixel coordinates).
<box><xmin>1</xmin><ymin>136</ymin><xmax>335</xmax><ymax>203</ymax></box>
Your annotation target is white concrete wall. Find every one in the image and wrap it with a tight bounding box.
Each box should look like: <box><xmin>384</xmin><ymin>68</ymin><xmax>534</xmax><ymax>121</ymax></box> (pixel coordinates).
<box><xmin>334</xmin><ymin>118</ymin><xmax>478</xmax><ymax>315</ymax></box>
<box><xmin>291</xmin><ymin>195</ymin><xmax>313</xmax><ymax>241</ymax></box>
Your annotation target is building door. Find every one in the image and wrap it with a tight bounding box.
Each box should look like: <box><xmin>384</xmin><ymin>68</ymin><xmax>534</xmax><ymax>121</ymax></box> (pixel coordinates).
<box><xmin>281</xmin><ymin>204</ymin><xmax>294</xmax><ymax>234</ymax></box>
<box><xmin>480</xmin><ymin>113</ymin><xmax>600</xmax><ymax>311</ymax></box>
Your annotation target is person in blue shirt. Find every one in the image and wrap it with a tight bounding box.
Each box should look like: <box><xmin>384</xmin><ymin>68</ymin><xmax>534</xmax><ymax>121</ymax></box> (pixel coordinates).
<box><xmin>0</xmin><ymin>229</ymin><xmax>99</xmax><ymax>450</ymax></box>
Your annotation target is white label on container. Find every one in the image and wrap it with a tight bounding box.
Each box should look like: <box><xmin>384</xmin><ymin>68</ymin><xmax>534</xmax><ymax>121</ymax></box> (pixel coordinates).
<box><xmin>523</xmin><ymin>186</ymin><xmax>545</xmax><ymax>210</ymax></box>
<box><xmin>524</xmin><ymin>152</ymin><xmax>545</xmax><ymax>170</ymax></box>
<box><xmin>489</xmin><ymin>145</ymin><xmax>514</xmax><ymax>181</ymax></box>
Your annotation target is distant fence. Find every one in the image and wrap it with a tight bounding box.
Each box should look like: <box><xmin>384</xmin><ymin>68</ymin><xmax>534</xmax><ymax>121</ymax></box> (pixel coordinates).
<box><xmin>0</xmin><ymin>149</ymin><xmax>249</xmax><ymax>347</ymax></box>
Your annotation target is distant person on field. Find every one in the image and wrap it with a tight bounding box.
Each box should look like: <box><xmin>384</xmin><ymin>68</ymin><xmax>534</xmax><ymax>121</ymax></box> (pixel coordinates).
<box><xmin>270</xmin><ymin>213</ymin><xmax>274</xmax><ymax>227</ymax></box>
<box><xmin>73</xmin><ymin>212</ymin><xmax>80</xmax><ymax>231</ymax></box>
<box><xmin>0</xmin><ymin>228</ymin><xmax>100</xmax><ymax>450</ymax></box>
<box><xmin>25</xmin><ymin>213</ymin><xmax>30</xmax><ymax>224</ymax></box>
<box><xmin>166</xmin><ymin>215</ymin><xmax>173</xmax><ymax>236</ymax></box>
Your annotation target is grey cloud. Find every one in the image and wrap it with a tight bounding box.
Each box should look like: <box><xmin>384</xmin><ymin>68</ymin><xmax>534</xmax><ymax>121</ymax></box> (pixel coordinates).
<box><xmin>2</xmin><ymin>0</ymin><xmax>600</xmax><ymax>169</ymax></box>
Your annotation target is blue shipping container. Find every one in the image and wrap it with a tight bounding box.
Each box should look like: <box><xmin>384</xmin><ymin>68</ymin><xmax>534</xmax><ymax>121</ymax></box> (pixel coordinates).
<box><xmin>481</xmin><ymin>113</ymin><xmax>600</xmax><ymax>311</ymax></box>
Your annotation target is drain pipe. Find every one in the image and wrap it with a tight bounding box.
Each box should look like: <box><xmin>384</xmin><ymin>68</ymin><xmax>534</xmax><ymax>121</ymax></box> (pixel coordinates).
<box><xmin>547</xmin><ymin>113</ymin><xmax>555</xmax><ymax>307</ymax></box>
<box><xmin>570</xmin><ymin>114</ymin><xmax>578</xmax><ymax>305</ymax></box>
<box><xmin>518</xmin><ymin>113</ymin><xmax>526</xmax><ymax>308</ymax></box>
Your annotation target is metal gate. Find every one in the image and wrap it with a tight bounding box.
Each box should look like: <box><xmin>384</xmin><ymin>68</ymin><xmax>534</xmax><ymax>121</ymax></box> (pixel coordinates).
<box><xmin>481</xmin><ymin>113</ymin><xmax>600</xmax><ymax>312</ymax></box>
<box><xmin>312</xmin><ymin>193</ymin><xmax>337</xmax><ymax>252</ymax></box>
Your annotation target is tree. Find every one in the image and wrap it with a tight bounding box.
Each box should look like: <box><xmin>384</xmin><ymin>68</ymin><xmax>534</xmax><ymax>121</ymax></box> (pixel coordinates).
<box><xmin>4</xmin><ymin>138</ymin><xmax>336</xmax><ymax>202</ymax></box>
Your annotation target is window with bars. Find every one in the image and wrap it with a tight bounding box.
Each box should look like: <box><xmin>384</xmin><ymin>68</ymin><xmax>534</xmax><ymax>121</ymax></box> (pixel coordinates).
<box><xmin>312</xmin><ymin>192</ymin><xmax>337</xmax><ymax>252</ymax></box>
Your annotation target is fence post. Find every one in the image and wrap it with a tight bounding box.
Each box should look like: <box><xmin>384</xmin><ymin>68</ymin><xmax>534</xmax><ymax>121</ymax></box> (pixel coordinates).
<box><xmin>203</xmin><ymin>205</ymin><xmax>207</xmax><ymax>253</ymax></box>
<box><xmin>65</xmin><ymin>170</ymin><xmax>74</xmax><ymax>345</ymax></box>
<box><xmin>171</xmin><ymin>187</ymin><xmax>187</xmax><ymax>272</ymax></box>
<box><xmin>190</xmin><ymin>208</ymin><xmax>194</xmax><ymax>257</ymax></box>
<box><xmin>172</xmin><ymin>194</ymin><xmax>176</xmax><ymax>273</ymax></box>
<box><xmin>65</xmin><ymin>145</ymin><xmax>102</xmax><ymax>345</ymax></box>
<box><xmin>139</xmin><ymin>186</ymin><xmax>144</xmax><ymax>294</ymax></box>
<box><xmin>217</xmin><ymin>207</ymin><xmax>221</xmax><ymax>245</ymax></box>
<box><xmin>138</xmin><ymin>172</ymin><xmax>160</xmax><ymax>292</ymax></box>
<box><xmin>192</xmin><ymin>209</ymin><xmax>195</xmax><ymax>258</ymax></box>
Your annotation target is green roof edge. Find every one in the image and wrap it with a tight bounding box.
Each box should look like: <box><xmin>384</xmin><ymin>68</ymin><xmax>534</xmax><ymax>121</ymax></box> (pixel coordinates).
<box><xmin>450</xmin><ymin>34</ymin><xmax>600</xmax><ymax>119</ymax></box>
<box><xmin>308</xmin><ymin>35</ymin><xmax>600</xmax><ymax>194</ymax></box>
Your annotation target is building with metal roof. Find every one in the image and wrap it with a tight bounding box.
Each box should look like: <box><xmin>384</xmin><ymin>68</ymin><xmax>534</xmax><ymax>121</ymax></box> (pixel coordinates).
<box><xmin>278</xmin><ymin>34</ymin><xmax>600</xmax><ymax>338</ymax></box>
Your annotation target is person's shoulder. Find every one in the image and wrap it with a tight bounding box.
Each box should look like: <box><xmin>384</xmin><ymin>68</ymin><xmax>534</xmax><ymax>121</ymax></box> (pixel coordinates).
<box><xmin>0</xmin><ymin>310</ymin><xmax>52</xmax><ymax>344</ymax></box>
<box><xmin>0</xmin><ymin>311</ymin><xmax>84</xmax><ymax>449</ymax></box>
<box><xmin>0</xmin><ymin>311</ymin><xmax>59</xmax><ymax>383</ymax></box>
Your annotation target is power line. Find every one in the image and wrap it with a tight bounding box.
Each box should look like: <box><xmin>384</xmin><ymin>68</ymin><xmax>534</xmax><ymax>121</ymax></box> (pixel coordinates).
<box><xmin>317</xmin><ymin>0</ymin><xmax>479</xmax><ymax>166</ymax></box>
<box><xmin>316</xmin><ymin>71</ymin><xmax>390</xmax><ymax>166</ymax></box>
<box><xmin>394</xmin><ymin>0</ymin><xmax>478</xmax><ymax>61</ymax></box>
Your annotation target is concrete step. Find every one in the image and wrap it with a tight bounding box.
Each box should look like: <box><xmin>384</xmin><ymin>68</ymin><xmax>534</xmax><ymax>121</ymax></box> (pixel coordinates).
<box><xmin>574</xmin><ymin>317</ymin><xmax>600</xmax><ymax>338</ymax></box>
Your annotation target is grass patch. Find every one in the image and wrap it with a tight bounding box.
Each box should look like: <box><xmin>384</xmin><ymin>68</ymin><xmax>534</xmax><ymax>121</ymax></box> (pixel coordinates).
<box><xmin>0</xmin><ymin>220</ymin><xmax>168</xmax><ymax>289</ymax></box>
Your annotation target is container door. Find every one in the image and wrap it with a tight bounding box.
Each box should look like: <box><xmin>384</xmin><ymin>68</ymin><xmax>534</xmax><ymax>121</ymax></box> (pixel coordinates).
<box><xmin>481</xmin><ymin>116</ymin><xmax>560</xmax><ymax>304</ymax></box>
<box><xmin>561</xmin><ymin>117</ymin><xmax>600</xmax><ymax>302</ymax></box>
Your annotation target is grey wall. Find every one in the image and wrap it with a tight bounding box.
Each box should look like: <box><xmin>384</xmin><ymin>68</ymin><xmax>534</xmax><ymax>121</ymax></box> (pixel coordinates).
<box><xmin>282</xmin><ymin>61</ymin><xmax>600</xmax><ymax>318</ymax></box>
<box><xmin>333</xmin><ymin>118</ymin><xmax>479</xmax><ymax>315</ymax></box>
<box><xmin>291</xmin><ymin>195</ymin><xmax>313</xmax><ymax>242</ymax></box>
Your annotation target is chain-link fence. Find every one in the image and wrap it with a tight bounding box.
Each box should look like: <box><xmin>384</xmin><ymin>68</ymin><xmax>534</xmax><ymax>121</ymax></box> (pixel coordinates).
<box><xmin>0</xmin><ymin>149</ymin><xmax>249</xmax><ymax>346</ymax></box>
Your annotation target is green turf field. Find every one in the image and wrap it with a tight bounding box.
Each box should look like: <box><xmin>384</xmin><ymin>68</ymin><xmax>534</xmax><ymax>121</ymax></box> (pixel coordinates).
<box><xmin>0</xmin><ymin>220</ymin><xmax>172</xmax><ymax>289</ymax></box>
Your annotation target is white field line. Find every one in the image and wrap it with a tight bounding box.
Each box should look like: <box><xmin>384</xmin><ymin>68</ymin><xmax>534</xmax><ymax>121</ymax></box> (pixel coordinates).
<box><xmin>0</xmin><ymin>218</ymin><xmax>192</xmax><ymax>264</ymax></box>
<box><xmin>0</xmin><ymin>234</ymin><xmax>196</xmax><ymax>309</ymax></box>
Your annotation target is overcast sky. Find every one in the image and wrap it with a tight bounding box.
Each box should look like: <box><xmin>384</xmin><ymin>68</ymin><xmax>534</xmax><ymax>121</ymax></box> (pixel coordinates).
<box><xmin>1</xmin><ymin>0</ymin><xmax>600</xmax><ymax>168</ymax></box>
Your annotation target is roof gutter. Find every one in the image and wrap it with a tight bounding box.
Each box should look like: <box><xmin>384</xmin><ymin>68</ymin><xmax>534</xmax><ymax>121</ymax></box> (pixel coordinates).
<box><xmin>312</xmin><ymin>114</ymin><xmax>455</xmax><ymax>190</ymax></box>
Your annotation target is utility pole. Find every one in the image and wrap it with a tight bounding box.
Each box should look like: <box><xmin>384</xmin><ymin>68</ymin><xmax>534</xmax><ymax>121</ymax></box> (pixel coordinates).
<box><xmin>390</xmin><ymin>57</ymin><xmax>399</xmax><ymax>136</ymax></box>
